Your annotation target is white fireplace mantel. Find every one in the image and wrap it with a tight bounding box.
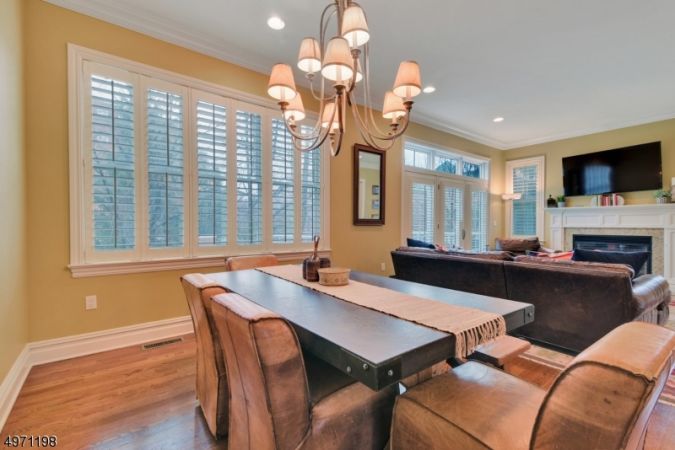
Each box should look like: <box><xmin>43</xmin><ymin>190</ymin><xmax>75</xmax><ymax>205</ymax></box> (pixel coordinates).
<box><xmin>548</xmin><ymin>203</ymin><xmax>675</xmax><ymax>287</ymax></box>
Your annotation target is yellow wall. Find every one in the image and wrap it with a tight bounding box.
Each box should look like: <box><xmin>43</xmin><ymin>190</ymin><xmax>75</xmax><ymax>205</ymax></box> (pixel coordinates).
<box><xmin>504</xmin><ymin>119</ymin><xmax>675</xmax><ymax>243</ymax></box>
<box><xmin>332</xmin><ymin>116</ymin><xmax>505</xmax><ymax>275</ymax></box>
<box><xmin>23</xmin><ymin>0</ymin><xmax>504</xmax><ymax>341</ymax></box>
<box><xmin>0</xmin><ymin>0</ymin><xmax>28</xmax><ymax>379</ymax></box>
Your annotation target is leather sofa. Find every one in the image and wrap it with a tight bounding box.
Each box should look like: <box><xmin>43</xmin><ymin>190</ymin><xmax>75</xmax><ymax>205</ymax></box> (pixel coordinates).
<box><xmin>391</xmin><ymin>247</ymin><xmax>671</xmax><ymax>353</ymax></box>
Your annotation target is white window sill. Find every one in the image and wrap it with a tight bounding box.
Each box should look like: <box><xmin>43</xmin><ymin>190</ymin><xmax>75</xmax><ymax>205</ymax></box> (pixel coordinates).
<box><xmin>68</xmin><ymin>249</ymin><xmax>332</xmax><ymax>278</ymax></box>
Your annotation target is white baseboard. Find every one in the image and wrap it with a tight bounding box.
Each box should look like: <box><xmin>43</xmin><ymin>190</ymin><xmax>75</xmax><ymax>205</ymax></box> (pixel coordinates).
<box><xmin>0</xmin><ymin>347</ymin><xmax>31</xmax><ymax>431</ymax></box>
<box><xmin>0</xmin><ymin>315</ymin><xmax>193</xmax><ymax>430</ymax></box>
<box><xmin>27</xmin><ymin>315</ymin><xmax>193</xmax><ymax>366</ymax></box>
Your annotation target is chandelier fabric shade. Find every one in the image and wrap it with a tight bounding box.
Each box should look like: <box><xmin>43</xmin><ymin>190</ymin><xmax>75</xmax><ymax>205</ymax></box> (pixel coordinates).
<box><xmin>283</xmin><ymin>93</ymin><xmax>306</xmax><ymax>121</ymax></box>
<box><xmin>267</xmin><ymin>63</ymin><xmax>297</xmax><ymax>101</ymax></box>
<box><xmin>382</xmin><ymin>91</ymin><xmax>407</xmax><ymax>119</ymax></box>
<box><xmin>393</xmin><ymin>60</ymin><xmax>422</xmax><ymax>99</ymax></box>
<box><xmin>297</xmin><ymin>37</ymin><xmax>321</xmax><ymax>73</ymax></box>
<box><xmin>341</xmin><ymin>5</ymin><xmax>370</xmax><ymax>47</ymax></box>
<box><xmin>321</xmin><ymin>37</ymin><xmax>354</xmax><ymax>84</ymax></box>
<box><xmin>266</xmin><ymin>0</ymin><xmax>421</xmax><ymax>156</ymax></box>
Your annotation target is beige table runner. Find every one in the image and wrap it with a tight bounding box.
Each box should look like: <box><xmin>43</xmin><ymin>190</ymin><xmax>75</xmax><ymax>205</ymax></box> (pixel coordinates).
<box><xmin>257</xmin><ymin>265</ymin><xmax>506</xmax><ymax>358</ymax></box>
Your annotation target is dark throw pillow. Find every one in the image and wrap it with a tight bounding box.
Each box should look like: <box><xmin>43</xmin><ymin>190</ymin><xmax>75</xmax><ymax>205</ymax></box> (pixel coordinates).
<box><xmin>572</xmin><ymin>249</ymin><xmax>650</xmax><ymax>275</ymax></box>
<box><xmin>495</xmin><ymin>238</ymin><xmax>541</xmax><ymax>254</ymax></box>
<box><xmin>406</xmin><ymin>237</ymin><xmax>435</xmax><ymax>249</ymax></box>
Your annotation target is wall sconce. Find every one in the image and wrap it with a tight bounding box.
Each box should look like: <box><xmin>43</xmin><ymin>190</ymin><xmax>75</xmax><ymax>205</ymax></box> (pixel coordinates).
<box><xmin>501</xmin><ymin>193</ymin><xmax>522</xmax><ymax>201</ymax></box>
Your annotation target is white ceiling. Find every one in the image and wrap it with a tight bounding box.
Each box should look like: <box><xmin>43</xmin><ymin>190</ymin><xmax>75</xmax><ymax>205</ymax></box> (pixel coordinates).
<box><xmin>47</xmin><ymin>0</ymin><xmax>675</xmax><ymax>149</ymax></box>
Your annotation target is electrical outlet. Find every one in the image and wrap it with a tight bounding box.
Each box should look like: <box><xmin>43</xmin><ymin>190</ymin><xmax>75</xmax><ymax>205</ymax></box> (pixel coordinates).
<box><xmin>380</xmin><ymin>262</ymin><xmax>386</xmax><ymax>272</ymax></box>
<box><xmin>85</xmin><ymin>295</ymin><xmax>97</xmax><ymax>310</ymax></box>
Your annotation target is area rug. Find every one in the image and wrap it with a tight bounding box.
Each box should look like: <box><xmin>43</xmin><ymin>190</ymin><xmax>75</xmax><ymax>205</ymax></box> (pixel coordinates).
<box><xmin>519</xmin><ymin>300</ymin><xmax>675</xmax><ymax>406</ymax></box>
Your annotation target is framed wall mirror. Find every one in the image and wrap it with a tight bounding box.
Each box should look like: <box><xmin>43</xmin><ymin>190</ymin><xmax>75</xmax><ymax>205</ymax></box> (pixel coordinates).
<box><xmin>353</xmin><ymin>144</ymin><xmax>385</xmax><ymax>225</ymax></box>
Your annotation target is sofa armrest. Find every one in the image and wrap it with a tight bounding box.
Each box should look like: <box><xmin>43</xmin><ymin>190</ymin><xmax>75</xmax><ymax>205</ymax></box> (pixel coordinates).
<box><xmin>631</xmin><ymin>275</ymin><xmax>671</xmax><ymax>317</ymax></box>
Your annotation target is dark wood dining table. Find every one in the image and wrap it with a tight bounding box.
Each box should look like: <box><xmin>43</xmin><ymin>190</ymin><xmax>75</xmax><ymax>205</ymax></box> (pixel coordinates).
<box><xmin>209</xmin><ymin>269</ymin><xmax>535</xmax><ymax>391</ymax></box>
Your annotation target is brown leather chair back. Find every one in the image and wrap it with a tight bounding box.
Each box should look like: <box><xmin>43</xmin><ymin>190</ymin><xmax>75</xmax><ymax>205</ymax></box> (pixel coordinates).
<box><xmin>211</xmin><ymin>292</ymin><xmax>311</xmax><ymax>450</ymax></box>
<box><xmin>180</xmin><ymin>274</ymin><xmax>229</xmax><ymax>437</ymax></box>
<box><xmin>225</xmin><ymin>254</ymin><xmax>279</xmax><ymax>271</ymax></box>
<box><xmin>531</xmin><ymin>322</ymin><xmax>675</xmax><ymax>449</ymax></box>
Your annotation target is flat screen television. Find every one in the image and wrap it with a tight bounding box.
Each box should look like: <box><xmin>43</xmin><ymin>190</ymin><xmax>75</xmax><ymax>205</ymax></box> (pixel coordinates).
<box><xmin>562</xmin><ymin>142</ymin><xmax>662</xmax><ymax>196</ymax></box>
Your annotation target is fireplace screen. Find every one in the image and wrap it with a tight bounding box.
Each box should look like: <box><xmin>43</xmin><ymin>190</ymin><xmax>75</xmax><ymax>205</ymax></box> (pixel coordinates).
<box><xmin>572</xmin><ymin>234</ymin><xmax>652</xmax><ymax>275</ymax></box>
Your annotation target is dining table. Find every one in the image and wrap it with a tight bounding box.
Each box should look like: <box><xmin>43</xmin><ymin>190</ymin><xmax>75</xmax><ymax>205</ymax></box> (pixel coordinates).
<box><xmin>208</xmin><ymin>268</ymin><xmax>535</xmax><ymax>391</ymax></box>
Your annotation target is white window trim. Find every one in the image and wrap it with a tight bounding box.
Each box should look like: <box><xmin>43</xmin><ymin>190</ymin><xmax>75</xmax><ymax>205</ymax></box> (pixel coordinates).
<box><xmin>505</xmin><ymin>155</ymin><xmax>545</xmax><ymax>239</ymax></box>
<box><xmin>68</xmin><ymin>44</ymin><xmax>330</xmax><ymax>276</ymax></box>
<box><xmin>402</xmin><ymin>137</ymin><xmax>491</xmax><ymax>181</ymax></box>
<box><xmin>400</xmin><ymin>137</ymin><xmax>491</xmax><ymax>246</ymax></box>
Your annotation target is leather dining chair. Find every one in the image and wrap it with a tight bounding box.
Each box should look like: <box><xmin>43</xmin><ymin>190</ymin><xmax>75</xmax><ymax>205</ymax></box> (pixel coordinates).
<box><xmin>225</xmin><ymin>254</ymin><xmax>279</xmax><ymax>271</ymax></box>
<box><xmin>180</xmin><ymin>273</ymin><xmax>229</xmax><ymax>439</ymax></box>
<box><xmin>390</xmin><ymin>322</ymin><xmax>675</xmax><ymax>450</ymax></box>
<box><xmin>210</xmin><ymin>291</ymin><xmax>398</xmax><ymax>450</ymax></box>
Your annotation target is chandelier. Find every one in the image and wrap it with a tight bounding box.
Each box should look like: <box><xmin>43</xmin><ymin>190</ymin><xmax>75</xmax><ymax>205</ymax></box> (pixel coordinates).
<box><xmin>266</xmin><ymin>0</ymin><xmax>422</xmax><ymax>156</ymax></box>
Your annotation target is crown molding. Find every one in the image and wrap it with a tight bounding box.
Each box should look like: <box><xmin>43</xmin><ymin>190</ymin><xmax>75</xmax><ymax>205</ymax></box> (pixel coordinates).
<box><xmin>44</xmin><ymin>0</ymin><xmax>271</xmax><ymax>74</ymax></box>
<box><xmin>410</xmin><ymin>110</ymin><xmax>510</xmax><ymax>150</ymax></box>
<box><xmin>44</xmin><ymin>0</ymin><xmax>675</xmax><ymax>153</ymax></box>
<box><xmin>499</xmin><ymin>111</ymin><xmax>675</xmax><ymax>150</ymax></box>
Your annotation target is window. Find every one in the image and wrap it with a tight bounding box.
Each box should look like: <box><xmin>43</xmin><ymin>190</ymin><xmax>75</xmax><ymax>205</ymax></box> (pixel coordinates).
<box><xmin>402</xmin><ymin>139</ymin><xmax>490</xmax><ymax>251</ymax></box>
<box><xmin>90</xmin><ymin>74</ymin><xmax>135</xmax><ymax>251</ymax></box>
<box><xmin>505</xmin><ymin>156</ymin><xmax>545</xmax><ymax>238</ymax></box>
<box><xmin>69</xmin><ymin>46</ymin><xmax>328</xmax><ymax>273</ymax></box>
<box><xmin>301</xmin><ymin>134</ymin><xmax>322</xmax><ymax>242</ymax></box>
<box><xmin>235</xmin><ymin>110</ymin><xmax>263</xmax><ymax>245</ymax></box>
<box><xmin>405</xmin><ymin>140</ymin><xmax>488</xmax><ymax>180</ymax></box>
<box><xmin>271</xmin><ymin>119</ymin><xmax>294</xmax><ymax>243</ymax></box>
<box><xmin>145</xmin><ymin>86</ymin><xmax>186</xmax><ymax>250</ymax></box>
<box><xmin>410</xmin><ymin>180</ymin><xmax>435</xmax><ymax>243</ymax></box>
<box><xmin>196</xmin><ymin>98</ymin><xmax>228</xmax><ymax>246</ymax></box>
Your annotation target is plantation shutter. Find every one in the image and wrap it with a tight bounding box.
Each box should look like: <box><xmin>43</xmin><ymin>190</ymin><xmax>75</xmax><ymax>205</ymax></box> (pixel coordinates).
<box><xmin>471</xmin><ymin>189</ymin><xmax>488</xmax><ymax>251</ymax></box>
<box><xmin>236</xmin><ymin>110</ymin><xmax>263</xmax><ymax>245</ymax></box>
<box><xmin>512</xmin><ymin>165</ymin><xmax>538</xmax><ymax>236</ymax></box>
<box><xmin>90</xmin><ymin>74</ymin><xmax>136</xmax><ymax>251</ymax></box>
<box><xmin>196</xmin><ymin>99</ymin><xmax>228</xmax><ymax>246</ymax></box>
<box><xmin>300</xmin><ymin>125</ymin><xmax>321</xmax><ymax>242</ymax></box>
<box><xmin>442</xmin><ymin>185</ymin><xmax>463</xmax><ymax>248</ymax></box>
<box><xmin>271</xmin><ymin>119</ymin><xmax>295</xmax><ymax>243</ymax></box>
<box><xmin>146</xmin><ymin>87</ymin><xmax>185</xmax><ymax>248</ymax></box>
<box><xmin>410</xmin><ymin>181</ymin><xmax>435</xmax><ymax>243</ymax></box>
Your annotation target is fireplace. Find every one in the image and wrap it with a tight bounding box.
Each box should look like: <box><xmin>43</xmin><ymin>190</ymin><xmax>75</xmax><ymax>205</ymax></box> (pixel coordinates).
<box><xmin>572</xmin><ymin>234</ymin><xmax>652</xmax><ymax>275</ymax></box>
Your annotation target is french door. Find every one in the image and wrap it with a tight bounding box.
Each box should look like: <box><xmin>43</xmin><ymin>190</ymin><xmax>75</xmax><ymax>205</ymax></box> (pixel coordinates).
<box><xmin>404</xmin><ymin>173</ymin><xmax>488</xmax><ymax>251</ymax></box>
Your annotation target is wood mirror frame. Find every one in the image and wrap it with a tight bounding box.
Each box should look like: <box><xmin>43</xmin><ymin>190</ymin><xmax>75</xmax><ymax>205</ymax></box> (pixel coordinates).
<box><xmin>353</xmin><ymin>144</ymin><xmax>385</xmax><ymax>226</ymax></box>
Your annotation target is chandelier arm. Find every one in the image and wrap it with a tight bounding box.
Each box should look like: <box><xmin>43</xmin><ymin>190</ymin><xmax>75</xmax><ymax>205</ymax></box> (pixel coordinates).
<box><xmin>284</xmin><ymin>92</ymin><xmax>339</xmax><ymax>149</ymax></box>
<box><xmin>292</xmin><ymin>124</ymin><xmax>332</xmax><ymax>152</ymax></box>
<box><xmin>349</xmin><ymin>91</ymin><xmax>396</xmax><ymax>142</ymax></box>
<box><xmin>329</xmin><ymin>129</ymin><xmax>344</xmax><ymax>157</ymax></box>
<box><xmin>348</xmin><ymin>92</ymin><xmax>414</xmax><ymax>144</ymax></box>
<box><xmin>283</xmin><ymin>119</ymin><xmax>320</xmax><ymax>141</ymax></box>
<box><xmin>361</xmin><ymin>44</ymin><xmax>400</xmax><ymax>138</ymax></box>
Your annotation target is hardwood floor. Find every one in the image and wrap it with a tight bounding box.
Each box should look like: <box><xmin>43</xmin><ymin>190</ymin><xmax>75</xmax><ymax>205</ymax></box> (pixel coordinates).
<box><xmin>2</xmin><ymin>334</ymin><xmax>673</xmax><ymax>449</ymax></box>
<box><xmin>1</xmin><ymin>334</ymin><xmax>224</xmax><ymax>450</ymax></box>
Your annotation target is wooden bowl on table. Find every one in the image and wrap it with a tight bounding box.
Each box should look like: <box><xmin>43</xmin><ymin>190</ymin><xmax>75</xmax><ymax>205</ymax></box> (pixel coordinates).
<box><xmin>318</xmin><ymin>267</ymin><xmax>350</xmax><ymax>286</ymax></box>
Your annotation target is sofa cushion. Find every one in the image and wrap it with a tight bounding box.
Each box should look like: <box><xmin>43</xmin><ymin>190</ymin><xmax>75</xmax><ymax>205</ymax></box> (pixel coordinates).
<box><xmin>395</xmin><ymin>246</ymin><xmax>437</xmax><ymax>254</ymax></box>
<box><xmin>496</xmin><ymin>237</ymin><xmax>542</xmax><ymax>254</ymax></box>
<box><xmin>513</xmin><ymin>255</ymin><xmax>635</xmax><ymax>279</ymax></box>
<box><xmin>406</xmin><ymin>237</ymin><xmax>435</xmax><ymax>249</ymax></box>
<box><xmin>572</xmin><ymin>249</ymin><xmax>650</xmax><ymax>275</ymax></box>
<box><xmin>440</xmin><ymin>249</ymin><xmax>515</xmax><ymax>261</ymax></box>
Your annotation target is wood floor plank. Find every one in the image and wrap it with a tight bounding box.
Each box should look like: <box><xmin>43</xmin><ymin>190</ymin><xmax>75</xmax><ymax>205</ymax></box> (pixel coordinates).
<box><xmin>1</xmin><ymin>334</ymin><xmax>224</xmax><ymax>450</ymax></box>
<box><xmin>2</xmin><ymin>334</ymin><xmax>672</xmax><ymax>449</ymax></box>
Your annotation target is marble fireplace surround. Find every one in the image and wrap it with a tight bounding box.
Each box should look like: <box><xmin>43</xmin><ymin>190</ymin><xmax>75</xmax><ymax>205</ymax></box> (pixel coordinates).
<box><xmin>548</xmin><ymin>204</ymin><xmax>675</xmax><ymax>288</ymax></box>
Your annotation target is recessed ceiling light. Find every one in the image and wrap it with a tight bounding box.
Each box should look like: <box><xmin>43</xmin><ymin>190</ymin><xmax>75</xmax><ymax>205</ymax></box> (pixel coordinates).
<box><xmin>493</xmin><ymin>117</ymin><xmax>505</xmax><ymax>123</ymax></box>
<box><xmin>267</xmin><ymin>16</ymin><xmax>285</xmax><ymax>30</ymax></box>
<box><xmin>422</xmin><ymin>86</ymin><xmax>436</xmax><ymax>94</ymax></box>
